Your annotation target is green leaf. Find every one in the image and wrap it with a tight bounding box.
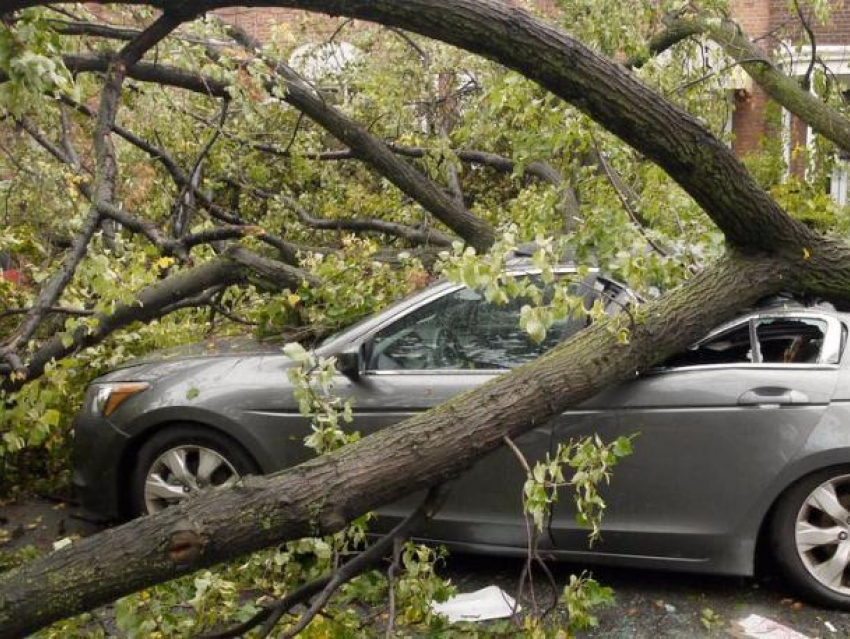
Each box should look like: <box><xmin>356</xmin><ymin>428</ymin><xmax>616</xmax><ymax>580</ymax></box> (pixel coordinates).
<box><xmin>282</xmin><ymin>342</ymin><xmax>310</xmax><ymax>363</ymax></box>
<box><xmin>41</xmin><ymin>408</ymin><xmax>61</xmax><ymax>427</ymax></box>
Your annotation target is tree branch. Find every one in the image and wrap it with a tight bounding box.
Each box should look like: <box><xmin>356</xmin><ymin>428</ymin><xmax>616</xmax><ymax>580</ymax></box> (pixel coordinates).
<box><xmin>1</xmin><ymin>13</ymin><xmax>188</xmax><ymax>368</ymax></box>
<box><xmin>624</xmin><ymin>17</ymin><xmax>703</xmax><ymax>69</ymax></box>
<box><xmin>206</xmin><ymin>484</ymin><xmax>450</xmax><ymax>639</ymax></box>
<box><xmin>0</xmin><ymin>246</ymin><xmax>314</xmax><ymax>387</ymax></box>
<box><xmin>792</xmin><ymin>0</ymin><xmax>817</xmax><ymax>91</ymax></box>
<box><xmin>275</xmin><ymin>192</ymin><xmax>453</xmax><ymax>246</ymax></box>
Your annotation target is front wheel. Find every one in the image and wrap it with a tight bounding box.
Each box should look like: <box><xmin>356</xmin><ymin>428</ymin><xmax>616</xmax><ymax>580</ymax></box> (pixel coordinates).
<box><xmin>130</xmin><ymin>425</ymin><xmax>258</xmax><ymax>516</ymax></box>
<box><xmin>772</xmin><ymin>466</ymin><xmax>850</xmax><ymax>609</ymax></box>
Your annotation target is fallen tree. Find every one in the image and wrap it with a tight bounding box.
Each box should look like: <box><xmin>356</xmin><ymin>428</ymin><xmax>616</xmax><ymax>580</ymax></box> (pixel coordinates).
<box><xmin>2</xmin><ymin>0</ymin><xmax>850</xmax><ymax>636</ymax></box>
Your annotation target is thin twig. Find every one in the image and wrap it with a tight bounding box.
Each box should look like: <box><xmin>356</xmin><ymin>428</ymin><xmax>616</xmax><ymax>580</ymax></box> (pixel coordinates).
<box><xmin>589</xmin><ymin>135</ymin><xmax>669</xmax><ymax>258</ymax></box>
<box><xmin>793</xmin><ymin>0</ymin><xmax>817</xmax><ymax>91</ymax></box>
<box><xmin>384</xmin><ymin>536</ymin><xmax>404</xmax><ymax>638</ymax></box>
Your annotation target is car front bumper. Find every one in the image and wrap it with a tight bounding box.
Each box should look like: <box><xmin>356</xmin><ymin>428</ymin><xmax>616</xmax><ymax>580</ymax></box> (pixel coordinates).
<box><xmin>71</xmin><ymin>412</ymin><xmax>130</xmax><ymax>521</ymax></box>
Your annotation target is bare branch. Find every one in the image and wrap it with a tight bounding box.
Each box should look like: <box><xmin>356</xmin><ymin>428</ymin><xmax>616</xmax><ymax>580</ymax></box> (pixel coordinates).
<box><xmin>276</xmin><ymin>192</ymin><xmax>453</xmax><ymax>246</ymax></box>
<box><xmin>792</xmin><ymin>0</ymin><xmax>817</xmax><ymax>91</ymax></box>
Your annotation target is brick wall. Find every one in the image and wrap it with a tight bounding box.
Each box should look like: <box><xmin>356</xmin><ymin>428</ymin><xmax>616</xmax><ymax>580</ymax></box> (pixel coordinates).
<box><xmin>731</xmin><ymin>0</ymin><xmax>773</xmax><ymax>156</ymax></box>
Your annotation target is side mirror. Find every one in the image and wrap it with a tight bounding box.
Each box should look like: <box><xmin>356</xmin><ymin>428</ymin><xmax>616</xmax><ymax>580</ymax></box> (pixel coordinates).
<box><xmin>337</xmin><ymin>343</ymin><xmax>368</xmax><ymax>380</ymax></box>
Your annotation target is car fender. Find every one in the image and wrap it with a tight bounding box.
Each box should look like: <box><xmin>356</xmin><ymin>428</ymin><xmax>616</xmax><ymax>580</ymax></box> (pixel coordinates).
<box><xmin>738</xmin><ymin>406</ymin><xmax>850</xmax><ymax>557</ymax></box>
<box><xmin>119</xmin><ymin>405</ymin><xmax>278</xmax><ymax>474</ymax></box>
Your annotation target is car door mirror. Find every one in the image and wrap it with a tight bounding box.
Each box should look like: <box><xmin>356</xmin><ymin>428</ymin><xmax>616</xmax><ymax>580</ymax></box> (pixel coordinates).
<box><xmin>337</xmin><ymin>343</ymin><xmax>367</xmax><ymax>380</ymax></box>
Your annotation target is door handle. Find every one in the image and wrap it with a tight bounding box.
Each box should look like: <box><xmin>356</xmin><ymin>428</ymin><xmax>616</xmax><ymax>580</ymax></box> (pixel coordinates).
<box><xmin>737</xmin><ymin>387</ymin><xmax>809</xmax><ymax>406</ymax></box>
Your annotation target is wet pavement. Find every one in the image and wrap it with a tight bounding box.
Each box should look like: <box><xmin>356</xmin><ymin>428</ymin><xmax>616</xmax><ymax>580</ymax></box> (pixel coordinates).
<box><xmin>3</xmin><ymin>497</ymin><xmax>850</xmax><ymax>637</ymax></box>
<box><xmin>441</xmin><ymin>552</ymin><xmax>850</xmax><ymax>637</ymax></box>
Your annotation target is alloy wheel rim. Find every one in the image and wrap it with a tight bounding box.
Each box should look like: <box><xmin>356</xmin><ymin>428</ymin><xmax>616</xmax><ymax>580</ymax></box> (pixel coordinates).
<box><xmin>795</xmin><ymin>473</ymin><xmax>850</xmax><ymax>595</ymax></box>
<box><xmin>144</xmin><ymin>445</ymin><xmax>239</xmax><ymax>514</ymax></box>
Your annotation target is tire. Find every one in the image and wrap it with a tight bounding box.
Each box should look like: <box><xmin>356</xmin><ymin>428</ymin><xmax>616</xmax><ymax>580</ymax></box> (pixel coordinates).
<box><xmin>771</xmin><ymin>465</ymin><xmax>850</xmax><ymax>609</ymax></box>
<box><xmin>129</xmin><ymin>424</ymin><xmax>259</xmax><ymax>516</ymax></box>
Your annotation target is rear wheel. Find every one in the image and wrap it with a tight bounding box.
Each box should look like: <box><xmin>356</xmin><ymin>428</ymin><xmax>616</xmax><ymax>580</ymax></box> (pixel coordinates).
<box><xmin>772</xmin><ymin>466</ymin><xmax>850</xmax><ymax>609</ymax></box>
<box><xmin>130</xmin><ymin>425</ymin><xmax>258</xmax><ymax>516</ymax></box>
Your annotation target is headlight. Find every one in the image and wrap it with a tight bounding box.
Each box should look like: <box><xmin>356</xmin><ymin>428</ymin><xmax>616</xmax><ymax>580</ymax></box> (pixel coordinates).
<box><xmin>89</xmin><ymin>382</ymin><xmax>150</xmax><ymax>417</ymax></box>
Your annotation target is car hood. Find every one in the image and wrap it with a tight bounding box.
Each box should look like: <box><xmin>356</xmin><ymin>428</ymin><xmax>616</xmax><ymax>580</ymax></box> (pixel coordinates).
<box><xmin>104</xmin><ymin>336</ymin><xmax>287</xmax><ymax>376</ymax></box>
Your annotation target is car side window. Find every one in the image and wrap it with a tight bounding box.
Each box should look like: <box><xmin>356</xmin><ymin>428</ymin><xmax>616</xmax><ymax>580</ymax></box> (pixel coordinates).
<box><xmin>756</xmin><ymin>318</ymin><xmax>827</xmax><ymax>363</ymax></box>
<box><xmin>368</xmin><ymin>285</ymin><xmax>584</xmax><ymax>371</ymax></box>
<box><xmin>662</xmin><ymin>316</ymin><xmax>829</xmax><ymax>368</ymax></box>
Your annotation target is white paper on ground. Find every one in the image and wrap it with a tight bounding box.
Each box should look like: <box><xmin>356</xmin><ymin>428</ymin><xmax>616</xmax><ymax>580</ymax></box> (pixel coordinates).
<box><xmin>430</xmin><ymin>585</ymin><xmax>520</xmax><ymax>623</ymax></box>
<box><xmin>735</xmin><ymin>614</ymin><xmax>811</xmax><ymax>639</ymax></box>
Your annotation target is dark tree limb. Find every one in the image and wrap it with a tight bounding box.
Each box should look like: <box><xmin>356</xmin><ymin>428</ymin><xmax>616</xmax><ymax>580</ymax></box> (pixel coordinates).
<box><xmin>26</xmin><ymin>53</ymin><xmax>232</xmax><ymax>98</ymax></box>
<box><xmin>792</xmin><ymin>0</ymin><xmax>817</xmax><ymax>91</ymax></box>
<box><xmin>276</xmin><ymin>193</ymin><xmax>453</xmax><ymax>246</ymax></box>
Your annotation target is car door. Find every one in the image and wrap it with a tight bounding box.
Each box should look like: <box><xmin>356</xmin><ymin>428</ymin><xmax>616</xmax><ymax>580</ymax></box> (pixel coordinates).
<box><xmin>549</xmin><ymin>311</ymin><xmax>843</xmax><ymax>564</ymax></box>
<box><xmin>345</xmin><ymin>278</ymin><xmax>585</xmax><ymax>548</ymax></box>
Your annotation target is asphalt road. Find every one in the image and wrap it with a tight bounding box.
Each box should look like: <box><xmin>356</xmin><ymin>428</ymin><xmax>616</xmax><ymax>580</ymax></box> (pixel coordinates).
<box><xmin>441</xmin><ymin>552</ymin><xmax>850</xmax><ymax>637</ymax></box>
<box><xmin>3</xmin><ymin>498</ymin><xmax>850</xmax><ymax>637</ymax></box>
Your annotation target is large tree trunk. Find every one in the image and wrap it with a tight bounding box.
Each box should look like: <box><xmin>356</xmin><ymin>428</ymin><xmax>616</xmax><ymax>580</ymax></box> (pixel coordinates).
<box><xmin>0</xmin><ymin>252</ymin><xmax>793</xmax><ymax>637</ymax></box>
